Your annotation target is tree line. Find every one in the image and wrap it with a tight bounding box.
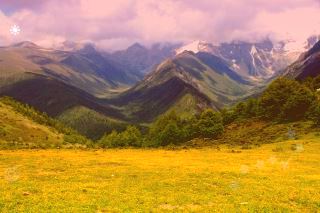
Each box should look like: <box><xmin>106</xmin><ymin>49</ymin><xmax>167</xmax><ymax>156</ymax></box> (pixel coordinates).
<box><xmin>99</xmin><ymin>77</ymin><xmax>320</xmax><ymax>148</ymax></box>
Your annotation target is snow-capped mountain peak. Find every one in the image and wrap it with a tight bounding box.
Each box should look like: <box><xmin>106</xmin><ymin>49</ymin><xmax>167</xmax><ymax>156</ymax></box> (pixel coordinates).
<box><xmin>175</xmin><ymin>40</ymin><xmax>213</xmax><ymax>55</ymax></box>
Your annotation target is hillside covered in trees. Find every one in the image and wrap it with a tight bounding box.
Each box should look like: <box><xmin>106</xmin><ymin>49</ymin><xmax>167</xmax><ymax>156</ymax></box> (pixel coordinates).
<box><xmin>1</xmin><ymin>76</ymin><xmax>319</xmax><ymax>149</ymax></box>
<box><xmin>98</xmin><ymin>77</ymin><xmax>320</xmax><ymax>148</ymax></box>
<box><xmin>0</xmin><ymin>97</ymin><xmax>91</xmax><ymax>149</ymax></box>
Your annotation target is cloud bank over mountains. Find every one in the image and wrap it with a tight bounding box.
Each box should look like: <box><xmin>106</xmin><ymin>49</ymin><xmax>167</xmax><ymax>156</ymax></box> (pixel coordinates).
<box><xmin>0</xmin><ymin>0</ymin><xmax>319</xmax><ymax>50</ymax></box>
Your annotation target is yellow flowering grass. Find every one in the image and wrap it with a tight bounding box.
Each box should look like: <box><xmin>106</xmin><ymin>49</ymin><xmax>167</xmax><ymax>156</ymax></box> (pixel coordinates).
<box><xmin>0</xmin><ymin>134</ymin><xmax>319</xmax><ymax>212</ymax></box>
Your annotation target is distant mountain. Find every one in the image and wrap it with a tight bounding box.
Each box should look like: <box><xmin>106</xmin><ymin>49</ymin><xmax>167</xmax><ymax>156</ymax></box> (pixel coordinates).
<box><xmin>109</xmin><ymin>51</ymin><xmax>255</xmax><ymax>122</ymax></box>
<box><xmin>62</xmin><ymin>42</ymin><xmax>141</xmax><ymax>88</ymax></box>
<box><xmin>0</xmin><ymin>41</ymin><xmax>139</xmax><ymax>96</ymax></box>
<box><xmin>282</xmin><ymin>40</ymin><xmax>320</xmax><ymax>80</ymax></box>
<box><xmin>0</xmin><ymin>72</ymin><xmax>124</xmax><ymax>118</ymax></box>
<box><xmin>109</xmin><ymin>42</ymin><xmax>178</xmax><ymax>76</ymax></box>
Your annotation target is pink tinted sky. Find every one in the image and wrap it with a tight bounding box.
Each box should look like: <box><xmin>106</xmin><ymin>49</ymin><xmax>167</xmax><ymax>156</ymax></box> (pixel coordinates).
<box><xmin>0</xmin><ymin>0</ymin><xmax>319</xmax><ymax>50</ymax></box>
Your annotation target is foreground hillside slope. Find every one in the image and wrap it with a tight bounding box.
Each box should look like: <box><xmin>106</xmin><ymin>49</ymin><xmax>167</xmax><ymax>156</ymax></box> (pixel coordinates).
<box><xmin>0</xmin><ymin>100</ymin><xmax>63</xmax><ymax>148</ymax></box>
<box><xmin>0</xmin><ymin>74</ymin><xmax>130</xmax><ymax>140</ymax></box>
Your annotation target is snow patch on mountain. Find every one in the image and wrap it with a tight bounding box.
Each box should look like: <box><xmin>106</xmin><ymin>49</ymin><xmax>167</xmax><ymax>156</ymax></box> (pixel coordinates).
<box><xmin>175</xmin><ymin>40</ymin><xmax>213</xmax><ymax>55</ymax></box>
<box><xmin>250</xmin><ymin>45</ymin><xmax>258</xmax><ymax>67</ymax></box>
<box><xmin>283</xmin><ymin>39</ymin><xmax>307</xmax><ymax>53</ymax></box>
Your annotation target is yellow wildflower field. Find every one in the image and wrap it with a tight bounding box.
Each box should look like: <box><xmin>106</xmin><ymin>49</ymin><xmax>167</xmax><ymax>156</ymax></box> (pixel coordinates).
<box><xmin>0</xmin><ymin>136</ymin><xmax>319</xmax><ymax>212</ymax></box>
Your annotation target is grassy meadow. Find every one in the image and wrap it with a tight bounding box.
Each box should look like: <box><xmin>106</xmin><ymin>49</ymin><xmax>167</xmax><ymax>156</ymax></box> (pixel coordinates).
<box><xmin>0</xmin><ymin>133</ymin><xmax>319</xmax><ymax>212</ymax></box>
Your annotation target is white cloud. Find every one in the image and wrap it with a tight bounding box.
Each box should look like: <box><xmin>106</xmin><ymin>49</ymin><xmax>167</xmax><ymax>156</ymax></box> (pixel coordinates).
<box><xmin>0</xmin><ymin>0</ymin><xmax>319</xmax><ymax>50</ymax></box>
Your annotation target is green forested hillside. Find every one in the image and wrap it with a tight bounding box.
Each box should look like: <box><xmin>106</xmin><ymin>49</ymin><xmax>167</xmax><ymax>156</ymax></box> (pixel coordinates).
<box><xmin>58</xmin><ymin>106</ymin><xmax>129</xmax><ymax>140</ymax></box>
<box><xmin>0</xmin><ymin>100</ymin><xmax>63</xmax><ymax>149</ymax></box>
<box><xmin>0</xmin><ymin>97</ymin><xmax>90</xmax><ymax>149</ymax></box>
<box><xmin>98</xmin><ymin>77</ymin><xmax>320</xmax><ymax>148</ymax></box>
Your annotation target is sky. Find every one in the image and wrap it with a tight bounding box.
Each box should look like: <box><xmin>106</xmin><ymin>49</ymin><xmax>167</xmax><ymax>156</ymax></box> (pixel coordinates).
<box><xmin>0</xmin><ymin>0</ymin><xmax>320</xmax><ymax>50</ymax></box>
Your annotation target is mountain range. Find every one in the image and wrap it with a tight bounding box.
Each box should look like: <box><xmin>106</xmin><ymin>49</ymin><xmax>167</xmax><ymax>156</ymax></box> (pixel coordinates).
<box><xmin>176</xmin><ymin>38</ymin><xmax>319</xmax><ymax>81</ymax></box>
<box><xmin>107</xmin><ymin>50</ymin><xmax>253</xmax><ymax>122</ymax></box>
<box><xmin>1</xmin><ymin>37</ymin><xmax>319</xmax><ymax>138</ymax></box>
